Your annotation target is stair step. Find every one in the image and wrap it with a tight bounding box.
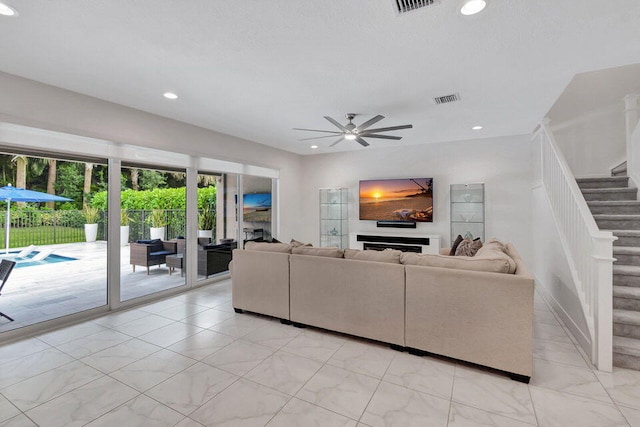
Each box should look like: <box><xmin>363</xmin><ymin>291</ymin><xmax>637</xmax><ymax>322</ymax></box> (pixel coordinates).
<box><xmin>595</xmin><ymin>215</ymin><xmax>640</xmax><ymax>230</ymax></box>
<box><xmin>611</xmin><ymin>161</ymin><xmax>627</xmax><ymax>177</ymax></box>
<box><xmin>613</xmin><ymin>336</ymin><xmax>640</xmax><ymax>358</ymax></box>
<box><xmin>588</xmin><ymin>201</ymin><xmax>640</xmax><ymax>215</ymax></box>
<box><xmin>581</xmin><ymin>188</ymin><xmax>638</xmax><ymax>201</ymax></box>
<box><xmin>614</xmin><ymin>286</ymin><xmax>640</xmax><ymax>310</ymax></box>
<box><xmin>614</xmin><ymin>309</ymin><xmax>640</xmax><ymax>339</ymax></box>
<box><xmin>614</xmin><ymin>246</ymin><xmax>640</xmax><ymax>256</ymax></box>
<box><xmin>612</xmin><ymin>230</ymin><xmax>640</xmax><ymax>246</ymax></box>
<box><xmin>614</xmin><ymin>265</ymin><xmax>640</xmax><ymax>277</ymax></box>
<box><xmin>613</xmin><ymin>336</ymin><xmax>640</xmax><ymax>370</ymax></box>
<box><xmin>614</xmin><ymin>309</ymin><xmax>640</xmax><ymax>326</ymax></box>
<box><xmin>614</xmin><ymin>246</ymin><xmax>640</xmax><ymax>266</ymax></box>
<box><xmin>577</xmin><ymin>176</ymin><xmax>629</xmax><ymax>189</ymax></box>
<box><xmin>613</xmin><ymin>265</ymin><xmax>640</xmax><ymax>287</ymax></box>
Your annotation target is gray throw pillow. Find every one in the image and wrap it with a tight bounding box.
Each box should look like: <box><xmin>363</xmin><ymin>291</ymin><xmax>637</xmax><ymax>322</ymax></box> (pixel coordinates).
<box><xmin>454</xmin><ymin>238</ymin><xmax>483</xmax><ymax>257</ymax></box>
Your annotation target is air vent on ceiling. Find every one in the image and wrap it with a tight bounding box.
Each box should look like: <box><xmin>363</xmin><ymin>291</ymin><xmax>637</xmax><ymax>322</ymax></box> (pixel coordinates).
<box><xmin>394</xmin><ymin>0</ymin><xmax>440</xmax><ymax>15</ymax></box>
<box><xmin>434</xmin><ymin>93</ymin><xmax>461</xmax><ymax>105</ymax></box>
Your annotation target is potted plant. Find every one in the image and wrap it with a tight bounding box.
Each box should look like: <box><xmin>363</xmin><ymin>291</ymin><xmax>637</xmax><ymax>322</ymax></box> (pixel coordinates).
<box><xmin>198</xmin><ymin>209</ymin><xmax>215</xmax><ymax>239</ymax></box>
<box><xmin>83</xmin><ymin>206</ymin><xmax>100</xmax><ymax>242</ymax></box>
<box><xmin>120</xmin><ymin>209</ymin><xmax>133</xmax><ymax>246</ymax></box>
<box><xmin>147</xmin><ymin>209</ymin><xmax>167</xmax><ymax>240</ymax></box>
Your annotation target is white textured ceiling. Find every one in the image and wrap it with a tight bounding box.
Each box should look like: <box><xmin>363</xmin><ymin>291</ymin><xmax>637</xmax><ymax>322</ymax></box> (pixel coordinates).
<box><xmin>0</xmin><ymin>0</ymin><xmax>639</xmax><ymax>155</ymax></box>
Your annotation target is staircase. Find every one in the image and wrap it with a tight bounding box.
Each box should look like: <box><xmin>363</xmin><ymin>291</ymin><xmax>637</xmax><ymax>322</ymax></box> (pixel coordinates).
<box><xmin>578</xmin><ymin>168</ymin><xmax>640</xmax><ymax>370</ymax></box>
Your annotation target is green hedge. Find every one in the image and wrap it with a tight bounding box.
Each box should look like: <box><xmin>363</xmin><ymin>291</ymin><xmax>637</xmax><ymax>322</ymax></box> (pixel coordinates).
<box><xmin>90</xmin><ymin>186</ymin><xmax>216</xmax><ymax>210</ymax></box>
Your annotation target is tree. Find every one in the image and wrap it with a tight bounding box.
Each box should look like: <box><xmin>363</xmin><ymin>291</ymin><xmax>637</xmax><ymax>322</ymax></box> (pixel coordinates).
<box><xmin>83</xmin><ymin>162</ymin><xmax>93</xmax><ymax>207</ymax></box>
<box><xmin>55</xmin><ymin>162</ymin><xmax>83</xmax><ymax>207</ymax></box>
<box><xmin>139</xmin><ymin>170</ymin><xmax>166</xmax><ymax>190</ymax></box>
<box><xmin>46</xmin><ymin>159</ymin><xmax>57</xmax><ymax>209</ymax></box>
<box><xmin>130</xmin><ymin>168</ymin><xmax>139</xmax><ymax>191</ymax></box>
<box><xmin>11</xmin><ymin>155</ymin><xmax>27</xmax><ymax>189</ymax></box>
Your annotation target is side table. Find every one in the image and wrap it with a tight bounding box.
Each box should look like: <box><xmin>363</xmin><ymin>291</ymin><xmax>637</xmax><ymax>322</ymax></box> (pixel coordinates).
<box><xmin>166</xmin><ymin>253</ymin><xmax>184</xmax><ymax>277</ymax></box>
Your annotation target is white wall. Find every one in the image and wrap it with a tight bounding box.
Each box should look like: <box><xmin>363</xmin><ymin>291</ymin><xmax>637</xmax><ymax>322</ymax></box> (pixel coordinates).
<box><xmin>0</xmin><ymin>71</ymin><xmax>304</xmax><ymax>240</ymax></box>
<box><xmin>295</xmin><ymin>134</ymin><xmax>534</xmax><ymax>262</ymax></box>
<box><xmin>531</xmin><ymin>186</ymin><xmax>591</xmax><ymax>352</ymax></box>
<box><xmin>550</xmin><ymin>105</ymin><xmax>627</xmax><ymax>178</ymax></box>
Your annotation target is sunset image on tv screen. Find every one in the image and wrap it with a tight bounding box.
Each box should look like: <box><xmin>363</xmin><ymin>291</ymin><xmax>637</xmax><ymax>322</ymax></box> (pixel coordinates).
<box><xmin>359</xmin><ymin>178</ymin><xmax>433</xmax><ymax>222</ymax></box>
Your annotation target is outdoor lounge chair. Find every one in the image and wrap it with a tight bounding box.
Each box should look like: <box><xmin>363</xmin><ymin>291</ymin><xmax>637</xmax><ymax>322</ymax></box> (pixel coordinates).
<box><xmin>130</xmin><ymin>239</ymin><xmax>177</xmax><ymax>274</ymax></box>
<box><xmin>0</xmin><ymin>259</ymin><xmax>16</xmax><ymax>322</ymax></box>
<box><xmin>0</xmin><ymin>245</ymin><xmax>36</xmax><ymax>259</ymax></box>
<box><xmin>14</xmin><ymin>245</ymin><xmax>36</xmax><ymax>259</ymax></box>
<box><xmin>31</xmin><ymin>248</ymin><xmax>54</xmax><ymax>261</ymax></box>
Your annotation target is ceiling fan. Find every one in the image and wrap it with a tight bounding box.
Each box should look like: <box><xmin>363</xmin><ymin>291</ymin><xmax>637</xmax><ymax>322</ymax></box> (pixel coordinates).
<box><xmin>294</xmin><ymin>113</ymin><xmax>413</xmax><ymax>147</ymax></box>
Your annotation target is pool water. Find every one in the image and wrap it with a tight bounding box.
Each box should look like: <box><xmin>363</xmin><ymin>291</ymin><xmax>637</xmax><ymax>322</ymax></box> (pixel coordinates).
<box><xmin>3</xmin><ymin>251</ymin><xmax>79</xmax><ymax>268</ymax></box>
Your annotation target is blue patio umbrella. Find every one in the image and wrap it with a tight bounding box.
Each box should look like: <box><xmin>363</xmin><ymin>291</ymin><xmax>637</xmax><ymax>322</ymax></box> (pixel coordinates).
<box><xmin>0</xmin><ymin>185</ymin><xmax>72</xmax><ymax>254</ymax></box>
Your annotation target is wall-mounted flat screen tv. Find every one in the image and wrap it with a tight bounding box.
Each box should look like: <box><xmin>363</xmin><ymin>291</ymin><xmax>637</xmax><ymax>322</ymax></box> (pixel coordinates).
<box><xmin>359</xmin><ymin>178</ymin><xmax>433</xmax><ymax>222</ymax></box>
<box><xmin>242</xmin><ymin>193</ymin><xmax>271</xmax><ymax>222</ymax></box>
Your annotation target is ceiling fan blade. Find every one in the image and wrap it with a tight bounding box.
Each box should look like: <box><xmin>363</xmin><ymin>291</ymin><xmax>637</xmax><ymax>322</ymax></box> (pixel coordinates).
<box><xmin>355</xmin><ymin>136</ymin><xmax>370</xmax><ymax>147</ymax></box>
<box><xmin>324</xmin><ymin>116</ymin><xmax>349</xmax><ymax>132</ymax></box>
<box><xmin>358</xmin><ymin>134</ymin><xmax>402</xmax><ymax>140</ymax></box>
<box><xmin>299</xmin><ymin>135</ymin><xmax>345</xmax><ymax>141</ymax></box>
<box><xmin>293</xmin><ymin>128</ymin><xmax>343</xmax><ymax>134</ymax></box>
<box><xmin>361</xmin><ymin>124</ymin><xmax>413</xmax><ymax>133</ymax></box>
<box><xmin>329</xmin><ymin>137</ymin><xmax>344</xmax><ymax>147</ymax></box>
<box><xmin>354</xmin><ymin>115</ymin><xmax>384</xmax><ymax>132</ymax></box>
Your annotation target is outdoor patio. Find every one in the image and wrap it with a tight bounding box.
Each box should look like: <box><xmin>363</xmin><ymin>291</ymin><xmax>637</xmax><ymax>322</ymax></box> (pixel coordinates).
<box><xmin>0</xmin><ymin>241</ymin><xmax>224</xmax><ymax>333</ymax></box>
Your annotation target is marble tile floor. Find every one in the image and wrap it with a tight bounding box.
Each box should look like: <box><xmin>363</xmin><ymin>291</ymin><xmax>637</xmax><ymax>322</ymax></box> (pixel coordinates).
<box><xmin>1</xmin><ymin>280</ymin><xmax>640</xmax><ymax>426</ymax></box>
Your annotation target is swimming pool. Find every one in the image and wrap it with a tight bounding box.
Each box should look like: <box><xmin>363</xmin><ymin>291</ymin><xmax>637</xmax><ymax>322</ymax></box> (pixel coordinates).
<box><xmin>2</xmin><ymin>251</ymin><xmax>79</xmax><ymax>268</ymax></box>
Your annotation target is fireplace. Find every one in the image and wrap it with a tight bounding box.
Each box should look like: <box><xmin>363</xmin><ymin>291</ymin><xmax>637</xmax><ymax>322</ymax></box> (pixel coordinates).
<box><xmin>349</xmin><ymin>232</ymin><xmax>441</xmax><ymax>254</ymax></box>
<box><xmin>363</xmin><ymin>242</ymin><xmax>422</xmax><ymax>253</ymax></box>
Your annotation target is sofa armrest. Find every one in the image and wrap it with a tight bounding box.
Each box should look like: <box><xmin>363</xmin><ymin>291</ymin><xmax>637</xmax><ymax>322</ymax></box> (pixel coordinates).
<box><xmin>231</xmin><ymin>249</ymin><xmax>290</xmax><ymax>319</ymax></box>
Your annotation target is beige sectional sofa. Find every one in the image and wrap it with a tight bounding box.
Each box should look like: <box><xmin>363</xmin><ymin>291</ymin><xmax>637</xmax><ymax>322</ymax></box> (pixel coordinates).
<box><xmin>231</xmin><ymin>240</ymin><xmax>534</xmax><ymax>382</ymax></box>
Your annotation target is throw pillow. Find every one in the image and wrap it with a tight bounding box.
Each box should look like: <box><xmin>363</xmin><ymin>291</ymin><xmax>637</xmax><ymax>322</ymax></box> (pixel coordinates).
<box><xmin>344</xmin><ymin>248</ymin><xmax>402</xmax><ymax>264</ymax></box>
<box><xmin>291</xmin><ymin>246</ymin><xmax>344</xmax><ymax>258</ymax></box>
<box><xmin>290</xmin><ymin>239</ymin><xmax>312</xmax><ymax>248</ymax></box>
<box><xmin>449</xmin><ymin>234</ymin><xmax>464</xmax><ymax>256</ymax></box>
<box><xmin>454</xmin><ymin>238</ymin><xmax>483</xmax><ymax>257</ymax></box>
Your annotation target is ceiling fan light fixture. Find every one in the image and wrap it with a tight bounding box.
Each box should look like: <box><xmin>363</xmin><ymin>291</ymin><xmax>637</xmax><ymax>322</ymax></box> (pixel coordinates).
<box><xmin>0</xmin><ymin>2</ymin><xmax>18</xmax><ymax>16</ymax></box>
<box><xmin>472</xmin><ymin>125</ymin><xmax>483</xmax><ymax>130</ymax></box>
<box><xmin>345</xmin><ymin>134</ymin><xmax>357</xmax><ymax>140</ymax></box>
<box><xmin>460</xmin><ymin>0</ymin><xmax>486</xmax><ymax>15</ymax></box>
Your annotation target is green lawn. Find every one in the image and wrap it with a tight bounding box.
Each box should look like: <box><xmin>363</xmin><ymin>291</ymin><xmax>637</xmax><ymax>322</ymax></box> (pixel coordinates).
<box><xmin>1</xmin><ymin>226</ymin><xmax>86</xmax><ymax>249</ymax></box>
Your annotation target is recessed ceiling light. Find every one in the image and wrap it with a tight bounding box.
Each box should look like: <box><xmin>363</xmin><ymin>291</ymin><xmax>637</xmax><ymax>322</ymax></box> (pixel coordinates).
<box><xmin>310</xmin><ymin>145</ymin><xmax>318</xmax><ymax>149</ymax></box>
<box><xmin>0</xmin><ymin>2</ymin><xmax>18</xmax><ymax>16</ymax></box>
<box><xmin>472</xmin><ymin>125</ymin><xmax>483</xmax><ymax>130</ymax></box>
<box><xmin>460</xmin><ymin>0</ymin><xmax>486</xmax><ymax>15</ymax></box>
<box><xmin>163</xmin><ymin>92</ymin><xmax>178</xmax><ymax>100</ymax></box>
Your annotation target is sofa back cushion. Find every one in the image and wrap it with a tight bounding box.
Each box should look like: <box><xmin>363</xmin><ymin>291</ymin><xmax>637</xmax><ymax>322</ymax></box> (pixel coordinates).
<box><xmin>245</xmin><ymin>242</ymin><xmax>292</xmax><ymax>253</ymax></box>
<box><xmin>400</xmin><ymin>252</ymin><xmax>514</xmax><ymax>274</ymax></box>
<box><xmin>475</xmin><ymin>238</ymin><xmax>517</xmax><ymax>273</ymax></box>
<box><xmin>292</xmin><ymin>246</ymin><xmax>344</xmax><ymax>258</ymax></box>
<box><xmin>344</xmin><ymin>249</ymin><xmax>402</xmax><ymax>264</ymax></box>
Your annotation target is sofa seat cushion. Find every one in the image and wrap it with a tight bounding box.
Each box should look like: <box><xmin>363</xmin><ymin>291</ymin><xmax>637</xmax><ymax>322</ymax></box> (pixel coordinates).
<box><xmin>292</xmin><ymin>246</ymin><xmax>344</xmax><ymax>258</ymax></box>
<box><xmin>344</xmin><ymin>248</ymin><xmax>402</xmax><ymax>264</ymax></box>
<box><xmin>149</xmin><ymin>250</ymin><xmax>174</xmax><ymax>257</ymax></box>
<box><xmin>245</xmin><ymin>242</ymin><xmax>292</xmax><ymax>253</ymax></box>
<box><xmin>400</xmin><ymin>252</ymin><xmax>514</xmax><ymax>274</ymax></box>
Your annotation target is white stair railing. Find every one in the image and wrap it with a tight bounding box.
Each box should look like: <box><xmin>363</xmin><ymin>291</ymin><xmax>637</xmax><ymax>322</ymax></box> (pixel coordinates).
<box><xmin>533</xmin><ymin>120</ymin><xmax>616</xmax><ymax>371</ymax></box>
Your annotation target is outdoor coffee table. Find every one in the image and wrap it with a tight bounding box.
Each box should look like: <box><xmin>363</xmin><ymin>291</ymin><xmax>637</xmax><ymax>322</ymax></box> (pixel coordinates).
<box><xmin>166</xmin><ymin>253</ymin><xmax>184</xmax><ymax>276</ymax></box>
